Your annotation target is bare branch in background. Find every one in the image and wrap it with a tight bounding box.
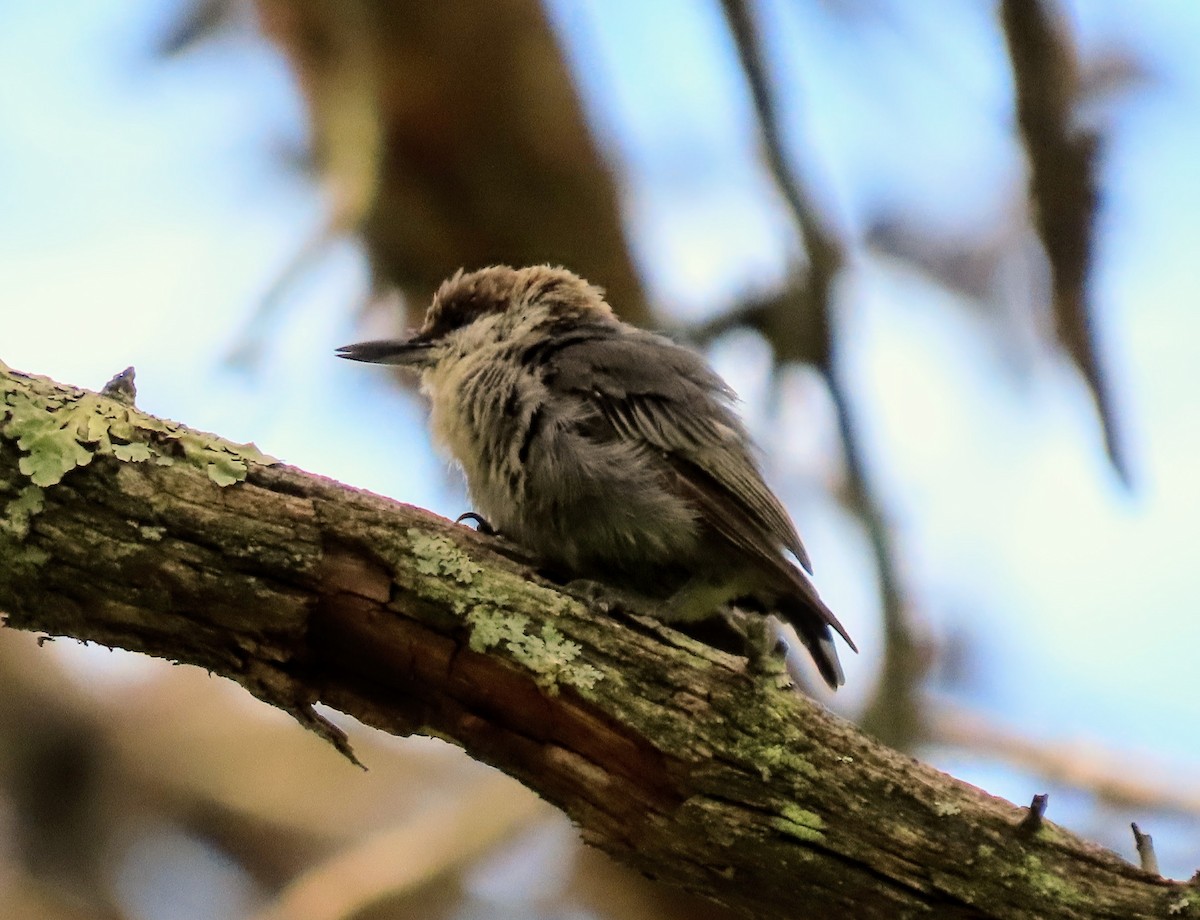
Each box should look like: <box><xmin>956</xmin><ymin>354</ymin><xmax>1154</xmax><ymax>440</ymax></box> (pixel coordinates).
<box><xmin>257</xmin><ymin>0</ymin><xmax>383</xmax><ymax>234</ymax></box>
<box><xmin>251</xmin><ymin>773</ymin><xmax>540</xmax><ymax>920</ymax></box>
<box><xmin>716</xmin><ymin>0</ymin><xmax>842</xmax><ymax>353</ymax></box>
<box><xmin>717</xmin><ymin>0</ymin><xmax>925</xmax><ymax>749</ymax></box>
<box><xmin>162</xmin><ymin>0</ymin><xmax>650</xmax><ymax>362</ymax></box>
<box><xmin>929</xmin><ymin>701</ymin><xmax>1200</xmax><ymax>820</ymax></box>
<box><xmin>1000</xmin><ymin>0</ymin><xmax>1129</xmax><ymax>486</ymax></box>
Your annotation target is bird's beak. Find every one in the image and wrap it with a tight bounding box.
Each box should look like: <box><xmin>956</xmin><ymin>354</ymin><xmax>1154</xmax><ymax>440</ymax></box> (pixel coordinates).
<box><xmin>336</xmin><ymin>336</ymin><xmax>434</xmax><ymax>366</ymax></box>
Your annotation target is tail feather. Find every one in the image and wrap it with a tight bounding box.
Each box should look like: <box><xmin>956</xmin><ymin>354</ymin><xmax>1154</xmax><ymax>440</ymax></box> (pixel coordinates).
<box><xmin>808</xmin><ymin>629</ymin><xmax>846</xmax><ymax>689</ymax></box>
<box><xmin>777</xmin><ymin>591</ymin><xmax>853</xmax><ymax>690</ymax></box>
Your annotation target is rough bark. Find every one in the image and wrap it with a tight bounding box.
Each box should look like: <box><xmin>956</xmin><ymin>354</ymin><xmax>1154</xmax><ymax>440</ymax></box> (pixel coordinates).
<box><xmin>0</xmin><ymin>362</ymin><xmax>1191</xmax><ymax>920</ymax></box>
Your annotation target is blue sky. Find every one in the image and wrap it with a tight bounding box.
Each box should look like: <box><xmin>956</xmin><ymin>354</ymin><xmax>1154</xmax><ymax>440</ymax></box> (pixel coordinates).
<box><xmin>2</xmin><ymin>0</ymin><xmax>1198</xmax><ymax>879</ymax></box>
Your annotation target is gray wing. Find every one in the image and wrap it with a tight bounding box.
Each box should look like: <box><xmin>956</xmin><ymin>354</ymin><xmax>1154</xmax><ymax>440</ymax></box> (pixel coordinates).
<box><xmin>545</xmin><ymin>328</ymin><xmax>814</xmax><ymax>575</ymax></box>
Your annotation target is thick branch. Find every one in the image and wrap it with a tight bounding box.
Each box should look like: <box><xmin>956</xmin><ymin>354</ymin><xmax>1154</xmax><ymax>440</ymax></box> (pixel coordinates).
<box><xmin>0</xmin><ymin>363</ymin><xmax>1187</xmax><ymax>919</ymax></box>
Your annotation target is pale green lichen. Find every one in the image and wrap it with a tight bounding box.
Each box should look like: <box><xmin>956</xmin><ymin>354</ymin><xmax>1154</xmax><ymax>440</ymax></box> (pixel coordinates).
<box><xmin>138</xmin><ymin>524</ymin><xmax>167</xmax><ymax>542</ymax></box>
<box><xmin>406</xmin><ymin>527</ymin><xmax>603</xmax><ymax>694</ymax></box>
<box><xmin>1168</xmin><ymin>894</ymin><xmax>1193</xmax><ymax>916</ymax></box>
<box><xmin>0</xmin><ymin>534</ymin><xmax>50</xmax><ymax>578</ymax></box>
<box><xmin>1</xmin><ymin>484</ymin><xmax>44</xmax><ymax>539</ymax></box>
<box><xmin>747</xmin><ymin>742</ymin><xmax>817</xmax><ymax>783</ymax></box>
<box><xmin>407</xmin><ymin>531</ymin><xmax>483</xmax><ymax>584</ymax></box>
<box><xmin>465</xmin><ymin>606</ymin><xmax>602</xmax><ymax>693</ymax></box>
<box><xmin>1</xmin><ymin>367</ymin><xmax>276</xmax><ymax>488</ymax></box>
<box><xmin>773</xmin><ymin>804</ymin><xmax>825</xmax><ymax>843</ymax></box>
<box><xmin>729</xmin><ymin>695</ymin><xmax>819</xmax><ymax>783</ymax></box>
<box><xmin>1017</xmin><ymin>854</ymin><xmax>1085</xmax><ymax>906</ymax></box>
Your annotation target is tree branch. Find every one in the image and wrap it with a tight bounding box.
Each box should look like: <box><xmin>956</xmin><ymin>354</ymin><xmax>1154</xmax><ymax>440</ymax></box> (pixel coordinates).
<box><xmin>1000</xmin><ymin>0</ymin><xmax>1128</xmax><ymax>486</ymax></box>
<box><xmin>0</xmin><ymin>362</ymin><xmax>1188</xmax><ymax>919</ymax></box>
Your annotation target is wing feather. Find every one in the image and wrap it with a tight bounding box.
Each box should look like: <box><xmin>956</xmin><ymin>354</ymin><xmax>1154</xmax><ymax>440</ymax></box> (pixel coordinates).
<box><xmin>545</xmin><ymin>330</ymin><xmax>812</xmax><ymax>575</ymax></box>
<box><xmin>545</xmin><ymin>329</ymin><xmax>856</xmax><ymax>658</ymax></box>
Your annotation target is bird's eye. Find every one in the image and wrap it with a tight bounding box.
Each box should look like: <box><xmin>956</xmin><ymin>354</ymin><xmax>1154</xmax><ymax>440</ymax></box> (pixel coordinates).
<box><xmin>426</xmin><ymin>296</ymin><xmax>495</xmax><ymax>339</ymax></box>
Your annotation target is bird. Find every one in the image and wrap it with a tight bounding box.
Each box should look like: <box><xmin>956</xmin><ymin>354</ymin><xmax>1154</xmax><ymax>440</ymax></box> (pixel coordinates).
<box><xmin>337</xmin><ymin>265</ymin><xmax>855</xmax><ymax>688</ymax></box>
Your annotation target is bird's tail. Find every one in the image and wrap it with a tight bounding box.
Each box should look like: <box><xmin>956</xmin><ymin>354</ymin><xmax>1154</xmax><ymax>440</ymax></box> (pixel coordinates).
<box><xmin>776</xmin><ymin>586</ymin><xmax>856</xmax><ymax>690</ymax></box>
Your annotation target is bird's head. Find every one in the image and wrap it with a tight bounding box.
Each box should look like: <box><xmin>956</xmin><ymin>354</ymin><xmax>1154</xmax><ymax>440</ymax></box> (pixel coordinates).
<box><xmin>336</xmin><ymin>265</ymin><xmax>614</xmax><ymax>369</ymax></box>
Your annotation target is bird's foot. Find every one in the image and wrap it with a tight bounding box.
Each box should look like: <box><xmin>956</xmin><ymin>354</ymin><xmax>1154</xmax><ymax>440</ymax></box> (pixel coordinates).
<box><xmin>735</xmin><ymin>614</ymin><xmax>793</xmax><ymax>687</ymax></box>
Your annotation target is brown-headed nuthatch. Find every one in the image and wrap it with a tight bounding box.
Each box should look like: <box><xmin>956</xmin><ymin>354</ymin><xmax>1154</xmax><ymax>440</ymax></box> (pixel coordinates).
<box><xmin>337</xmin><ymin>265</ymin><xmax>855</xmax><ymax>688</ymax></box>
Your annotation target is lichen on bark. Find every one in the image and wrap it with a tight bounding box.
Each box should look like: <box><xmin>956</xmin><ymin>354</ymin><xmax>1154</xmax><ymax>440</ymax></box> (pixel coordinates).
<box><xmin>0</xmin><ymin>362</ymin><xmax>277</xmax><ymax>489</ymax></box>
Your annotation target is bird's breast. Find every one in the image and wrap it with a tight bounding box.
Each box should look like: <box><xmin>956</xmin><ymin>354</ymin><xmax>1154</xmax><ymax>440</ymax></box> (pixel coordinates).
<box><xmin>424</xmin><ymin>353</ymin><xmax>537</xmax><ymax>520</ymax></box>
<box><xmin>422</xmin><ymin>351</ymin><xmax>704</xmax><ymax>578</ymax></box>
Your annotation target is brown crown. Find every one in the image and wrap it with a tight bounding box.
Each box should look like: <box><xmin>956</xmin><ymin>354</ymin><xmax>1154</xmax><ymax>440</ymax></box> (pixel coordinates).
<box><xmin>422</xmin><ymin>265</ymin><xmax>613</xmax><ymax>339</ymax></box>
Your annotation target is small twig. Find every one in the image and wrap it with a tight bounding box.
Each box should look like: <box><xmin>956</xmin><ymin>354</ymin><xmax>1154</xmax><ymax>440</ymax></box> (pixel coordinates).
<box><xmin>929</xmin><ymin>700</ymin><xmax>1200</xmax><ymax>819</ymax></box>
<box><xmin>1131</xmin><ymin>823</ymin><xmax>1159</xmax><ymax>876</ymax></box>
<box><xmin>1017</xmin><ymin>793</ymin><xmax>1049</xmax><ymax>836</ymax></box>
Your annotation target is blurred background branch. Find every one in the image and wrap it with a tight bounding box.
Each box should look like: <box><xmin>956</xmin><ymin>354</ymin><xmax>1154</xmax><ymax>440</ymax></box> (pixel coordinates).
<box><xmin>254</xmin><ymin>0</ymin><xmax>648</xmax><ymax>321</ymax></box>
<box><xmin>1001</xmin><ymin>0</ymin><xmax>1128</xmax><ymax>486</ymax></box>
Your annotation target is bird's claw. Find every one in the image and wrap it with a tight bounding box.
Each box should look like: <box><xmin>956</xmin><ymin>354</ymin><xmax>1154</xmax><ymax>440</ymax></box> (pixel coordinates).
<box><xmin>455</xmin><ymin>512</ymin><xmax>497</xmax><ymax>536</ymax></box>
